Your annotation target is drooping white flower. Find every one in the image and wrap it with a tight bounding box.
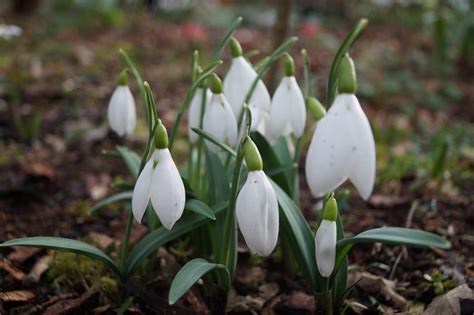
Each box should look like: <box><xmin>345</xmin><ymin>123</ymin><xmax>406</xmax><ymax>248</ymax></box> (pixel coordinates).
<box><xmin>267</xmin><ymin>54</ymin><xmax>306</xmax><ymax>143</ymax></box>
<box><xmin>131</xmin><ymin>123</ymin><xmax>185</xmax><ymax>230</ymax></box>
<box><xmin>236</xmin><ymin>139</ymin><xmax>279</xmax><ymax>256</ymax></box>
<box><xmin>202</xmin><ymin>74</ymin><xmax>238</xmax><ymax>152</ymax></box>
<box><xmin>315</xmin><ymin>197</ymin><xmax>338</xmax><ymax>278</ymax></box>
<box><xmin>223</xmin><ymin>38</ymin><xmax>271</xmax><ymax>132</ymax></box>
<box><xmin>107</xmin><ymin>72</ymin><xmax>136</xmax><ymax>136</ymax></box>
<box><xmin>267</xmin><ymin>76</ymin><xmax>306</xmax><ymax>142</ymax></box>
<box><xmin>188</xmin><ymin>87</ymin><xmax>211</xmax><ymax>144</ymax></box>
<box><xmin>305</xmin><ymin>55</ymin><xmax>375</xmax><ymax>200</ymax></box>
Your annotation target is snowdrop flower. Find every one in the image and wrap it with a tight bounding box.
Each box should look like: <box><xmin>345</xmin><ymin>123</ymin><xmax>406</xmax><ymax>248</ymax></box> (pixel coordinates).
<box><xmin>267</xmin><ymin>54</ymin><xmax>306</xmax><ymax>142</ymax></box>
<box><xmin>305</xmin><ymin>55</ymin><xmax>375</xmax><ymax>200</ymax></box>
<box><xmin>202</xmin><ymin>74</ymin><xmax>238</xmax><ymax>152</ymax></box>
<box><xmin>107</xmin><ymin>70</ymin><xmax>137</xmax><ymax>136</ymax></box>
<box><xmin>315</xmin><ymin>196</ymin><xmax>338</xmax><ymax>277</ymax></box>
<box><xmin>236</xmin><ymin>138</ymin><xmax>279</xmax><ymax>256</ymax></box>
<box><xmin>0</xmin><ymin>24</ymin><xmax>22</xmax><ymax>40</ymax></box>
<box><xmin>132</xmin><ymin>121</ymin><xmax>185</xmax><ymax>230</ymax></box>
<box><xmin>188</xmin><ymin>86</ymin><xmax>211</xmax><ymax>143</ymax></box>
<box><xmin>223</xmin><ymin>37</ymin><xmax>271</xmax><ymax>132</ymax></box>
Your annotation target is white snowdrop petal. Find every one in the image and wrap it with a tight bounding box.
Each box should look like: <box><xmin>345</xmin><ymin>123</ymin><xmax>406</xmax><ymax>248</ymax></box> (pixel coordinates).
<box><xmin>287</xmin><ymin>77</ymin><xmax>307</xmax><ymax>137</ymax></box>
<box><xmin>346</xmin><ymin>95</ymin><xmax>376</xmax><ymax>200</ymax></box>
<box><xmin>236</xmin><ymin>171</ymin><xmax>279</xmax><ymax>256</ymax></box>
<box><xmin>149</xmin><ymin>149</ymin><xmax>186</xmax><ymax>230</ymax></box>
<box><xmin>124</xmin><ymin>86</ymin><xmax>137</xmax><ymax>136</ymax></box>
<box><xmin>315</xmin><ymin>220</ymin><xmax>337</xmax><ymax>277</ymax></box>
<box><xmin>107</xmin><ymin>87</ymin><xmax>126</xmax><ymax>136</ymax></box>
<box><xmin>131</xmin><ymin>159</ymin><xmax>154</xmax><ymax>223</ymax></box>
<box><xmin>305</xmin><ymin>95</ymin><xmax>355</xmax><ymax>198</ymax></box>
<box><xmin>107</xmin><ymin>86</ymin><xmax>136</xmax><ymax>136</ymax></box>
<box><xmin>203</xmin><ymin>94</ymin><xmax>238</xmax><ymax>152</ymax></box>
<box><xmin>188</xmin><ymin>88</ymin><xmax>211</xmax><ymax>143</ymax></box>
<box><xmin>223</xmin><ymin>56</ymin><xmax>271</xmax><ymax>132</ymax></box>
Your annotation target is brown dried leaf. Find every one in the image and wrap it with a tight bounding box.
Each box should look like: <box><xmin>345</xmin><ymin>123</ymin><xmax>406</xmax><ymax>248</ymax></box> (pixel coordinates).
<box><xmin>7</xmin><ymin>247</ymin><xmax>41</xmax><ymax>263</ymax></box>
<box><xmin>355</xmin><ymin>272</ymin><xmax>407</xmax><ymax>311</ymax></box>
<box><xmin>423</xmin><ymin>284</ymin><xmax>474</xmax><ymax>315</ymax></box>
<box><xmin>0</xmin><ymin>290</ymin><xmax>35</xmax><ymax>302</ymax></box>
<box><xmin>0</xmin><ymin>260</ymin><xmax>25</xmax><ymax>281</ymax></box>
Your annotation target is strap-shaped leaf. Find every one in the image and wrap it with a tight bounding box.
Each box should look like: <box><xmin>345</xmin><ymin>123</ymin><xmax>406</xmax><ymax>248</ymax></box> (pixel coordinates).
<box><xmin>116</xmin><ymin>146</ymin><xmax>141</xmax><ymax>178</ymax></box>
<box><xmin>0</xmin><ymin>237</ymin><xmax>120</xmax><ymax>276</ymax></box>
<box><xmin>185</xmin><ymin>199</ymin><xmax>216</xmax><ymax>220</ymax></box>
<box><xmin>168</xmin><ymin>258</ymin><xmax>230</xmax><ymax>305</ymax></box>
<box><xmin>326</xmin><ymin>18</ymin><xmax>368</xmax><ymax>107</ymax></box>
<box><xmin>126</xmin><ymin>202</ymin><xmax>228</xmax><ymax>276</ymax></box>
<box><xmin>192</xmin><ymin>128</ymin><xmax>237</xmax><ymax>157</ymax></box>
<box><xmin>89</xmin><ymin>191</ymin><xmax>133</xmax><ymax>214</ymax></box>
<box><xmin>270</xmin><ymin>179</ymin><xmax>317</xmax><ymax>289</ymax></box>
<box><xmin>337</xmin><ymin>227</ymin><xmax>451</xmax><ymax>249</ymax></box>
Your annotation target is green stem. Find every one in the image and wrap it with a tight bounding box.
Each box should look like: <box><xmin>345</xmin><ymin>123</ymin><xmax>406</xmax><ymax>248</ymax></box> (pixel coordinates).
<box><xmin>315</xmin><ymin>290</ymin><xmax>333</xmax><ymax>315</ymax></box>
<box><xmin>120</xmin><ymin>209</ymin><xmax>134</xmax><ymax>279</ymax></box>
<box><xmin>292</xmin><ymin>136</ymin><xmax>303</xmax><ymax>204</ymax></box>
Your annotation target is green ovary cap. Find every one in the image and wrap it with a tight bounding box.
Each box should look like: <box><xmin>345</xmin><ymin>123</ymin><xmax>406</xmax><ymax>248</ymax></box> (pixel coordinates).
<box><xmin>284</xmin><ymin>53</ymin><xmax>295</xmax><ymax>76</ymax></box>
<box><xmin>244</xmin><ymin>137</ymin><xmax>263</xmax><ymax>171</ymax></box>
<box><xmin>306</xmin><ymin>97</ymin><xmax>326</xmax><ymax>121</ymax></box>
<box><xmin>338</xmin><ymin>54</ymin><xmax>357</xmax><ymax>94</ymax></box>
<box><xmin>230</xmin><ymin>37</ymin><xmax>242</xmax><ymax>58</ymax></box>
<box><xmin>322</xmin><ymin>197</ymin><xmax>338</xmax><ymax>221</ymax></box>
<box><xmin>154</xmin><ymin>120</ymin><xmax>169</xmax><ymax>149</ymax></box>
<box><xmin>209</xmin><ymin>74</ymin><xmax>223</xmax><ymax>94</ymax></box>
<box><xmin>118</xmin><ymin>69</ymin><xmax>128</xmax><ymax>86</ymax></box>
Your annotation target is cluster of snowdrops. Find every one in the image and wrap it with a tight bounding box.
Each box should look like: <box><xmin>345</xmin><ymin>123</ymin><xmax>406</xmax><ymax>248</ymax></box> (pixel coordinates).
<box><xmin>0</xmin><ymin>18</ymin><xmax>451</xmax><ymax>314</ymax></box>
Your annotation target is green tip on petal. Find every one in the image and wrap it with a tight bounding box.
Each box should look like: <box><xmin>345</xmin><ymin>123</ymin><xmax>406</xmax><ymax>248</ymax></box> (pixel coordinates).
<box><xmin>244</xmin><ymin>137</ymin><xmax>263</xmax><ymax>171</ymax></box>
<box><xmin>338</xmin><ymin>54</ymin><xmax>357</xmax><ymax>94</ymax></box>
<box><xmin>118</xmin><ymin>69</ymin><xmax>128</xmax><ymax>86</ymax></box>
<box><xmin>322</xmin><ymin>197</ymin><xmax>338</xmax><ymax>221</ymax></box>
<box><xmin>209</xmin><ymin>73</ymin><xmax>223</xmax><ymax>94</ymax></box>
<box><xmin>284</xmin><ymin>53</ymin><xmax>295</xmax><ymax>76</ymax></box>
<box><xmin>230</xmin><ymin>37</ymin><xmax>243</xmax><ymax>58</ymax></box>
<box><xmin>306</xmin><ymin>97</ymin><xmax>326</xmax><ymax>121</ymax></box>
<box><xmin>154</xmin><ymin>120</ymin><xmax>169</xmax><ymax>149</ymax></box>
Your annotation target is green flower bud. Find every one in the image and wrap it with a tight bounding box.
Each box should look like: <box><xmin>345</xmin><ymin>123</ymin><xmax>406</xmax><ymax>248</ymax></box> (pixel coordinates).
<box><xmin>338</xmin><ymin>54</ymin><xmax>357</xmax><ymax>94</ymax></box>
<box><xmin>209</xmin><ymin>73</ymin><xmax>223</xmax><ymax>94</ymax></box>
<box><xmin>154</xmin><ymin>120</ymin><xmax>169</xmax><ymax>149</ymax></box>
<box><xmin>306</xmin><ymin>97</ymin><xmax>326</xmax><ymax>121</ymax></box>
<box><xmin>230</xmin><ymin>37</ymin><xmax>243</xmax><ymax>58</ymax></box>
<box><xmin>118</xmin><ymin>69</ymin><xmax>128</xmax><ymax>86</ymax></box>
<box><xmin>284</xmin><ymin>53</ymin><xmax>295</xmax><ymax>77</ymax></box>
<box><xmin>244</xmin><ymin>137</ymin><xmax>263</xmax><ymax>171</ymax></box>
<box><xmin>322</xmin><ymin>197</ymin><xmax>338</xmax><ymax>221</ymax></box>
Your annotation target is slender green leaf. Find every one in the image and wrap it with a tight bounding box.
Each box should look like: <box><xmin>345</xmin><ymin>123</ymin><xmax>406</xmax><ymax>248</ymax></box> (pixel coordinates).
<box><xmin>116</xmin><ymin>146</ymin><xmax>141</xmax><ymax>178</ymax></box>
<box><xmin>270</xmin><ymin>179</ymin><xmax>317</xmax><ymax>289</ymax></box>
<box><xmin>0</xmin><ymin>237</ymin><xmax>120</xmax><ymax>276</ymax></box>
<box><xmin>185</xmin><ymin>199</ymin><xmax>216</xmax><ymax>220</ymax></box>
<box><xmin>327</xmin><ymin>18</ymin><xmax>368</xmax><ymax>107</ymax></box>
<box><xmin>266</xmin><ymin>162</ymin><xmax>298</xmax><ymax>177</ymax></box>
<box><xmin>126</xmin><ymin>203</ymin><xmax>228</xmax><ymax>276</ymax></box>
<box><xmin>211</xmin><ymin>17</ymin><xmax>243</xmax><ymax>61</ymax></box>
<box><xmin>337</xmin><ymin>227</ymin><xmax>451</xmax><ymax>249</ymax></box>
<box><xmin>89</xmin><ymin>191</ymin><xmax>133</xmax><ymax>214</ymax></box>
<box><xmin>333</xmin><ymin>214</ymin><xmax>348</xmax><ymax>306</ymax></box>
<box><xmin>169</xmin><ymin>258</ymin><xmax>230</xmax><ymax>305</ymax></box>
<box><xmin>252</xmin><ymin>133</ymin><xmax>292</xmax><ymax>193</ymax></box>
<box><xmin>192</xmin><ymin>128</ymin><xmax>237</xmax><ymax>157</ymax></box>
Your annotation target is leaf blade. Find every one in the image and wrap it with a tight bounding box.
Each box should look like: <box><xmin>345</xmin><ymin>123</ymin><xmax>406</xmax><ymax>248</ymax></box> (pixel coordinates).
<box><xmin>89</xmin><ymin>191</ymin><xmax>133</xmax><ymax>214</ymax></box>
<box><xmin>168</xmin><ymin>258</ymin><xmax>229</xmax><ymax>305</ymax></box>
<box><xmin>185</xmin><ymin>199</ymin><xmax>216</xmax><ymax>220</ymax></box>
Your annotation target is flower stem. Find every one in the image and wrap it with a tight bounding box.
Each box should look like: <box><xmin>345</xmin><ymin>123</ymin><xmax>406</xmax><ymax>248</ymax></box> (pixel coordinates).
<box><xmin>119</xmin><ymin>209</ymin><xmax>134</xmax><ymax>280</ymax></box>
<box><xmin>314</xmin><ymin>290</ymin><xmax>333</xmax><ymax>315</ymax></box>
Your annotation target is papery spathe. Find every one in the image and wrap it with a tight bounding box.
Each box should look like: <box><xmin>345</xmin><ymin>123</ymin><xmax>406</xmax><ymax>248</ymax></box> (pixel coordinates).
<box><xmin>305</xmin><ymin>94</ymin><xmax>375</xmax><ymax>200</ymax></box>
<box><xmin>236</xmin><ymin>170</ymin><xmax>279</xmax><ymax>256</ymax></box>
<box><xmin>202</xmin><ymin>93</ymin><xmax>238</xmax><ymax>152</ymax></box>
<box><xmin>267</xmin><ymin>76</ymin><xmax>306</xmax><ymax>142</ymax></box>
<box><xmin>107</xmin><ymin>85</ymin><xmax>137</xmax><ymax>136</ymax></box>
<box><xmin>132</xmin><ymin>149</ymin><xmax>186</xmax><ymax>230</ymax></box>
